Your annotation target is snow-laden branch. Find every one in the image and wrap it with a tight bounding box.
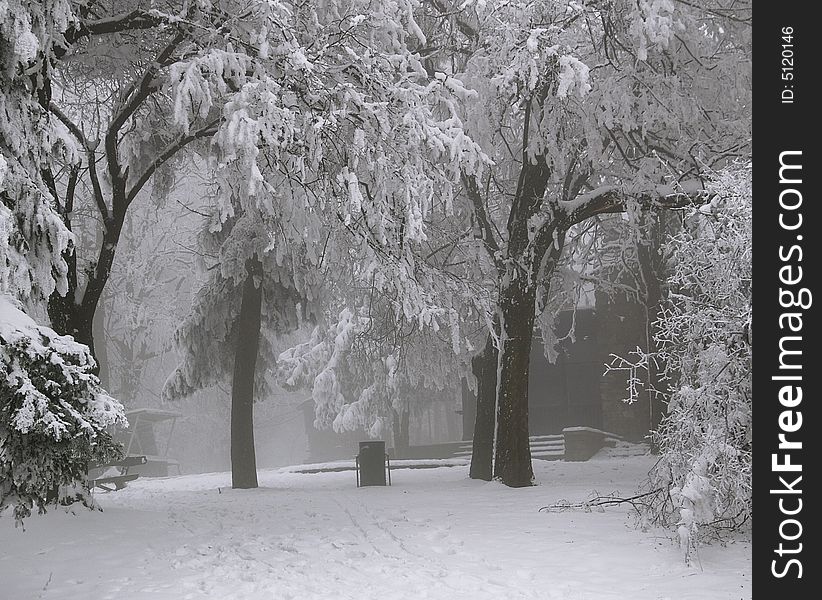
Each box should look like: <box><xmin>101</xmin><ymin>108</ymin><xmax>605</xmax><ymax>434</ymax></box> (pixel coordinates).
<box><xmin>561</xmin><ymin>180</ymin><xmax>710</xmax><ymax>226</ymax></box>
<box><xmin>607</xmin><ymin>164</ymin><xmax>752</xmax><ymax>549</ymax></box>
<box><xmin>109</xmin><ymin>32</ymin><xmax>187</xmax><ymax>147</ymax></box>
<box><xmin>61</xmin><ymin>9</ymin><xmax>182</xmax><ymax>49</ymax></box>
<box><xmin>426</xmin><ymin>0</ymin><xmax>480</xmax><ymax>41</ymax></box>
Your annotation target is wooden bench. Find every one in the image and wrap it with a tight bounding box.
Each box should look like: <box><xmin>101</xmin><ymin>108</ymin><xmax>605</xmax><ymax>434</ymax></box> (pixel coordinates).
<box><xmin>91</xmin><ymin>473</ymin><xmax>140</xmax><ymax>492</ymax></box>
<box><xmin>88</xmin><ymin>455</ymin><xmax>147</xmax><ymax>492</ymax></box>
<box><xmin>89</xmin><ymin>455</ymin><xmax>148</xmax><ymax>471</ymax></box>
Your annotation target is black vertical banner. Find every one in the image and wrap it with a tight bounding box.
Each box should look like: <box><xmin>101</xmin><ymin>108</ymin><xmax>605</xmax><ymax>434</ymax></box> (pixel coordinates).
<box><xmin>754</xmin><ymin>5</ymin><xmax>817</xmax><ymax>597</ymax></box>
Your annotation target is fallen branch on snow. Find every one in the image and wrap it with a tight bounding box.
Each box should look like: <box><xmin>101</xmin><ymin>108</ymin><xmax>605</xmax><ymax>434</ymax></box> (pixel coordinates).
<box><xmin>538</xmin><ymin>489</ymin><xmax>664</xmax><ymax>514</ymax></box>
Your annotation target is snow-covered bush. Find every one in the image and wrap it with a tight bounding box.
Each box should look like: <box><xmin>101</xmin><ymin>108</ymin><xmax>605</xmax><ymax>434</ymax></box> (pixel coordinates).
<box><xmin>614</xmin><ymin>165</ymin><xmax>752</xmax><ymax>550</ymax></box>
<box><xmin>1</xmin><ymin>295</ymin><xmax>126</xmax><ymax>523</ymax></box>
<box><xmin>657</xmin><ymin>164</ymin><xmax>752</xmax><ymax>552</ymax></box>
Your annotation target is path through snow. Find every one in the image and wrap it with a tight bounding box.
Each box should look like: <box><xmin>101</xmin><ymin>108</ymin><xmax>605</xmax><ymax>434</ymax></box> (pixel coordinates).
<box><xmin>1</xmin><ymin>455</ymin><xmax>750</xmax><ymax>599</ymax></box>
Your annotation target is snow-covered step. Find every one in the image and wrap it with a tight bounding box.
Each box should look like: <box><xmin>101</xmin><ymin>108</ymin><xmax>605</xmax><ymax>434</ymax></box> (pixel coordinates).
<box><xmin>452</xmin><ymin>451</ymin><xmax>564</xmax><ymax>461</ymax></box>
<box><xmin>530</xmin><ymin>439</ymin><xmax>564</xmax><ymax>448</ymax></box>
<box><xmin>532</xmin><ymin>435</ymin><xmax>565</xmax><ymax>461</ymax></box>
<box><xmin>399</xmin><ymin>430</ymin><xmax>631</xmax><ymax>463</ymax></box>
<box><xmin>529</xmin><ymin>434</ymin><xmax>564</xmax><ymax>442</ymax></box>
<box><xmin>453</xmin><ymin>439</ymin><xmax>565</xmax><ymax>461</ymax></box>
<box><xmin>458</xmin><ymin>434</ymin><xmax>563</xmax><ymax>448</ymax></box>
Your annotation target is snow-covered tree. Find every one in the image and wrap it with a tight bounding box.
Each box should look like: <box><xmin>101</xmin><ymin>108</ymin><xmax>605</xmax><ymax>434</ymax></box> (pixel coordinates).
<box><xmin>1</xmin><ymin>1</ymin><xmax>76</xmax><ymax>305</ymax></box>
<box><xmin>0</xmin><ymin>295</ymin><xmax>125</xmax><ymax>523</ymax></box>
<box><xmin>273</xmin><ymin>119</ymin><xmax>493</xmax><ymax>456</ymax></box>
<box><xmin>163</xmin><ymin>200</ymin><xmax>316</xmax><ymax>488</ymax></box>
<box><xmin>4</xmin><ymin>0</ymin><xmax>492</xmax><ymax>432</ymax></box>
<box><xmin>610</xmin><ymin>164</ymin><xmax>751</xmax><ymax>552</ymax></box>
<box><xmin>1</xmin><ymin>2</ymin><xmax>129</xmax><ymax>522</ymax></box>
<box><xmin>415</xmin><ymin>0</ymin><xmax>751</xmax><ymax>486</ymax></box>
<box><xmin>278</xmin><ymin>294</ymin><xmax>474</xmax><ymax>456</ymax></box>
<box><xmin>162</xmin><ymin>0</ymin><xmax>487</xmax><ymax>486</ymax></box>
<box><xmin>95</xmin><ymin>177</ymin><xmax>204</xmax><ymax>399</ymax></box>
<box><xmin>28</xmin><ymin>0</ymin><xmax>262</xmax><ymax>357</ymax></box>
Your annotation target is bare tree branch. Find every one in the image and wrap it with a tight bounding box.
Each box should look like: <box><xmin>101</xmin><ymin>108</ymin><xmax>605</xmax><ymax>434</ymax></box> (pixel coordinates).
<box><xmin>126</xmin><ymin>119</ymin><xmax>221</xmax><ymax>206</ymax></box>
<box><xmin>47</xmin><ymin>101</ymin><xmax>110</xmax><ymax>225</ymax></box>
<box><xmin>461</xmin><ymin>171</ymin><xmax>501</xmax><ymax>262</ymax></box>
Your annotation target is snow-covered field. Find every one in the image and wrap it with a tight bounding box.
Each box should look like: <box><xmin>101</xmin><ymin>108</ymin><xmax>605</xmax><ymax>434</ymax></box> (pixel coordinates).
<box><xmin>1</xmin><ymin>454</ymin><xmax>750</xmax><ymax>600</ymax></box>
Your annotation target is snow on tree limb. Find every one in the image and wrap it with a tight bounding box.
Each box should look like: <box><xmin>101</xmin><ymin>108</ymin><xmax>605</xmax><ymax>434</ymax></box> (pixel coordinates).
<box><xmin>561</xmin><ymin>180</ymin><xmax>711</xmax><ymax>227</ymax></box>
<box><xmin>1</xmin><ymin>0</ymin><xmax>78</xmax><ymax>303</ymax></box>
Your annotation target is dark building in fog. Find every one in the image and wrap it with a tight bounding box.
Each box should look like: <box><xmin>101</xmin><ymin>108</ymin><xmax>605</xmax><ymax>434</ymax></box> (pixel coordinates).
<box><xmin>301</xmin><ymin>292</ymin><xmax>654</xmax><ymax>463</ymax></box>
<box><xmin>462</xmin><ymin>292</ymin><xmax>653</xmax><ymax>443</ymax></box>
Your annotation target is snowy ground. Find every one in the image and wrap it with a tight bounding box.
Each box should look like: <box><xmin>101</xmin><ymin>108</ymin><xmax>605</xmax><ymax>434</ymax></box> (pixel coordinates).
<box><xmin>1</xmin><ymin>454</ymin><xmax>750</xmax><ymax>600</ymax></box>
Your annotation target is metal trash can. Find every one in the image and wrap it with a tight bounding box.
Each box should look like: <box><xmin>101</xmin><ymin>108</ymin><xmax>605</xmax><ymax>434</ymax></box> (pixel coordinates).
<box><xmin>356</xmin><ymin>441</ymin><xmax>391</xmax><ymax>487</ymax></box>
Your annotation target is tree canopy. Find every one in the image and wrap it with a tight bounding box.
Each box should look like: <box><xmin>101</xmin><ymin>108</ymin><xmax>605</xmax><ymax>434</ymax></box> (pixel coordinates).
<box><xmin>2</xmin><ymin>0</ymin><xmax>751</xmax><ymax>497</ymax></box>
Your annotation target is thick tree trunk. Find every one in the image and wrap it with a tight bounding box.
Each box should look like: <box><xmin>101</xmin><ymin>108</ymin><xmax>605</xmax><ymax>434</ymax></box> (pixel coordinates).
<box><xmin>486</xmin><ymin>151</ymin><xmax>551</xmax><ymax>487</ymax></box>
<box><xmin>231</xmin><ymin>259</ymin><xmax>263</xmax><ymax>489</ymax></box>
<box><xmin>392</xmin><ymin>408</ymin><xmax>410</xmax><ymax>458</ymax></box>
<box><xmin>463</xmin><ymin>141</ymin><xmax>552</xmax><ymax>487</ymax></box>
<box><xmin>48</xmin><ymin>293</ymin><xmax>96</xmax><ymax>357</ymax></box>
<box><xmin>48</xmin><ymin>225</ymin><xmax>122</xmax><ymax>373</ymax></box>
<box><xmin>493</xmin><ymin>279</ymin><xmax>538</xmax><ymax>487</ymax></box>
<box><xmin>93</xmin><ymin>299</ymin><xmax>111</xmax><ymax>389</ymax></box>
<box><xmin>469</xmin><ymin>335</ymin><xmax>498</xmax><ymax>481</ymax></box>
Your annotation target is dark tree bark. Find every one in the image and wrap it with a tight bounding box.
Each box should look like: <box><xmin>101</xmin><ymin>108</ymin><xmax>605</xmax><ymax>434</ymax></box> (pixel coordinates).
<box><xmin>493</xmin><ymin>279</ymin><xmax>539</xmax><ymax>487</ymax></box>
<box><xmin>469</xmin><ymin>334</ymin><xmax>498</xmax><ymax>481</ymax></box>
<box><xmin>230</xmin><ymin>258</ymin><xmax>263</xmax><ymax>489</ymax></box>
<box><xmin>635</xmin><ymin>211</ymin><xmax>668</xmax><ymax>453</ymax></box>
<box><xmin>463</xmin><ymin>146</ymin><xmax>553</xmax><ymax>486</ymax></box>
<box><xmin>41</xmin><ymin>26</ymin><xmax>217</xmax><ymax>367</ymax></box>
<box><xmin>47</xmin><ymin>205</ymin><xmax>125</xmax><ymax>369</ymax></box>
<box><xmin>392</xmin><ymin>408</ymin><xmax>410</xmax><ymax>458</ymax></box>
<box><xmin>460</xmin><ymin>378</ymin><xmax>475</xmax><ymax>441</ymax></box>
<box><xmin>487</xmin><ymin>150</ymin><xmax>552</xmax><ymax>487</ymax></box>
<box><xmin>93</xmin><ymin>299</ymin><xmax>111</xmax><ymax>389</ymax></box>
<box><xmin>48</xmin><ymin>293</ymin><xmax>96</xmax><ymax>357</ymax></box>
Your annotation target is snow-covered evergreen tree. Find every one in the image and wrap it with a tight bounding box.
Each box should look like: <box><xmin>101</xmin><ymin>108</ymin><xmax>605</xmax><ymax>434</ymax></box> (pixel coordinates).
<box><xmin>1</xmin><ymin>295</ymin><xmax>125</xmax><ymax>523</ymax></box>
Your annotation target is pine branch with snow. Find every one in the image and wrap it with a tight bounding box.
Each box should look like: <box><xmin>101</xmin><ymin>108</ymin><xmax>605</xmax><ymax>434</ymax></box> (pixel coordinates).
<box><xmin>1</xmin><ymin>295</ymin><xmax>126</xmax><ymax>523</ymax></box>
